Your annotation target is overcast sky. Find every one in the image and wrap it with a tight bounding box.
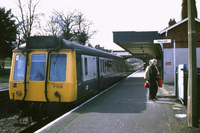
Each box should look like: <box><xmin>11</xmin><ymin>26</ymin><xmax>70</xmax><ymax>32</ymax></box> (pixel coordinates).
<box><xmin>0</xmin><ymin>0</ymin><xmax>200</xmax><ymax>50</ymax></box>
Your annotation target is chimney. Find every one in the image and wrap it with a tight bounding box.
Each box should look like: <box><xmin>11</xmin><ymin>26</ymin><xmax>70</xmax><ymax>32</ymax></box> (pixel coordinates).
<box><xmin>181</xmin><ymin>0</ymin><xmax>197</xmax><ymax>20</ymax></box>
<box><xmin>168</xmin><ymin>18</ymin><xmax>176</xmax><ymax>27</ymax></box>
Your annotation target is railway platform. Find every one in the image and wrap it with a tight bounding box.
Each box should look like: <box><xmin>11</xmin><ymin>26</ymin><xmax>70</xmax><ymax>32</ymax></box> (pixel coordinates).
<box><xmin>36</xmin><ymin>70</ymin><xmax>192</xmax><ymax>133</ymax></box>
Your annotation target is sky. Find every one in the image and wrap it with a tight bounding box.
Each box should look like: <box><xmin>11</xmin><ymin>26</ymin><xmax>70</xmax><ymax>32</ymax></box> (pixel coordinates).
<box><xmin>0</xmin><ymin>0</ymin><xmax>200</xmax><ymax>50</ymax></box>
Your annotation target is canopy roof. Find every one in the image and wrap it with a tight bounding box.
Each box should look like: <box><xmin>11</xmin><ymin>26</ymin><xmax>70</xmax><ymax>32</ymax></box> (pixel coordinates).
<box><xmin>113</xmin><ymin>31</ymin><xmax>163</xmax><ymax>60</ymax></box>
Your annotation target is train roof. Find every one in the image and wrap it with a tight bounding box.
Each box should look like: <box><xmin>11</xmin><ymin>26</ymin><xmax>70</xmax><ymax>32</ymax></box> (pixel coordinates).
<box><xmin>15</xmin><ymin>36</ymin><xmax>123</xmax><ymax>59</ymax></box>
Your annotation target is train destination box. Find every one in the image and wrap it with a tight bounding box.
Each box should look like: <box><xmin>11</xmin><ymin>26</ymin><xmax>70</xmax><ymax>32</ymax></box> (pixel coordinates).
<box><xmin>26</xmin><ymin>36</ymin><xmax>60</xmax><ymax>49</ymax></box>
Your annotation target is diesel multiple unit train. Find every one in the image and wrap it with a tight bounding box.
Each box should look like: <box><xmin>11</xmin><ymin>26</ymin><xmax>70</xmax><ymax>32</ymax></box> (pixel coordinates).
<box><xmin>7</xmin><ymin>36</ymin><xmax>128</xmax><ymax>119</ymax></box>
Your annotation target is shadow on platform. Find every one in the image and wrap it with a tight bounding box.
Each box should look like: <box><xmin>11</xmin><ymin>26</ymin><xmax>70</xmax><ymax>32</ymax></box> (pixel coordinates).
<box><xmin>75</xmin><ymin>77</ymin><xmax>147</xmax><ymax>114</ymax></box>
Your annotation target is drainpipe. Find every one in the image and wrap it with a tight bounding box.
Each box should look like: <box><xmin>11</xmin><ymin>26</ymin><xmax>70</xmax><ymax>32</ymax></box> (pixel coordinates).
<box><xmin>45</xmin><ymin>39</ymin><xmax>62</xmax><ymax>102</ymax></box>
<box><xmin>22</xmin><ymin>49</ymin><xmax>28</xmax><ymax>101</ymax></box>
<box><xmin>17</xmin><ymin>38</ymin><xmax>28</xmax><ymax>101</ymax></box>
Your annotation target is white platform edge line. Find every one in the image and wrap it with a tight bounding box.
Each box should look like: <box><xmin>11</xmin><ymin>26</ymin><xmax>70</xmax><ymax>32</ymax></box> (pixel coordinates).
<box><xmin>128</xmin><ymin>69</ymin><xmax>141</xmax><ymax>77</ymax></box>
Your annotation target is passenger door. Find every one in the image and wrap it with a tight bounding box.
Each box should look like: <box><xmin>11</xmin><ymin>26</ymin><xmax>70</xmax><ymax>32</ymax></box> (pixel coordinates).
<box><xmin>81</xmin><ymin>55</ymin><xmax>97</xmax><ymax>94</ymax></box>
<box><xmin>82</xmin><ymin>55</ymin><xmax>97</xmax><ymax>81</ymax></box>
<box><xmin>26</xmin><ymin>53</ymin><xmax>47</xmax><ymax>101</ymax></box>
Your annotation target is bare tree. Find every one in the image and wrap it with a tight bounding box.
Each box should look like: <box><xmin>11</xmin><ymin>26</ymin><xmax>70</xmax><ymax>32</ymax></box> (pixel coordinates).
<box><xmin>15</xmin><ymin>0</ymin><xmax>40</xmax><ymax>40</ymax></box>
<box><xmin>50</xmin><ymin>10</ymin><xmax>96</xmax><ymax>45</ymax></box>
<box><xmin>41</xmin><ymin>15</ymin><xmax>61</xmax><ymax>36</ymax></box>
<box><xmin>73</xmin><ymin>12</ymin><xmax>97</xmax><ymax>45</ymax></box>
<box><xmin>53</xmin><ymin>10</ymin><xmax>76</xmax><ymax>40</ymax></box>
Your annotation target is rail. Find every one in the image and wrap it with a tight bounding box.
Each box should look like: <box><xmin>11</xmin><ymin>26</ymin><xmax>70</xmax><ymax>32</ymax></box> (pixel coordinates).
<box><xmin>134</xmin><ymin>64</ymin><xmax>144</xmax><ymax>71</ymax></box>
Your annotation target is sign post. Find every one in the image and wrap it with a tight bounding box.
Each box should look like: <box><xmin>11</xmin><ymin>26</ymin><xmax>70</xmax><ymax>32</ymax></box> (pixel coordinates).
<box><xmin>173</xmin><ymin>40</ymin><xmax>176</xmax><ymax>98</ymax></box>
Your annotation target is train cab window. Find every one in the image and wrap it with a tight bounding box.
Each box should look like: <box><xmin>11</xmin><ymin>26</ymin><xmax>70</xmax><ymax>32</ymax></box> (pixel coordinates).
<box><xmin>49</xmin><ymin>54</ymin><xmax>67</xmax><ymax>81</ymax></box>
<box><xmin>84</xmin><ymin>58</ymin><xmax>88</xmax><ymax>75</ymax></box>
<box><xmin>30</xmin><ymin>54</ymin><xmax>46</xmax><ymax>81</ymax></box>
<box><xmin>14</xmin><ymin>55</ymin><xmax>26</xmax><ymax>81</ymax></box>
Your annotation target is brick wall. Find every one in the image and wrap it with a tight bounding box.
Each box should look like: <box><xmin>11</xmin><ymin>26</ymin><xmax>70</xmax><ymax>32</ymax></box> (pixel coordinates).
<box><xmin>162</xmin><ymin>21</ymin><xmax>200</xmax><ymax>48</ymax></box>
<box><xmin>161</xmin><ymin>20</ymin><xmax>200</xmax><ymax>83</ymax></box>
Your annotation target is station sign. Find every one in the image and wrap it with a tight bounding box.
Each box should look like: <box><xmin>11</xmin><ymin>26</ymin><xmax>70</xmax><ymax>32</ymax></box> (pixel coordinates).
<box><xmin>154</xmin><ymin>39</ymin><xmax>171</xmax><ymax>44</ymax></box>
<box><xmin>166</xmin><ymin>62</ymin><xmax>171</xmax><ymax>65</ymax></box>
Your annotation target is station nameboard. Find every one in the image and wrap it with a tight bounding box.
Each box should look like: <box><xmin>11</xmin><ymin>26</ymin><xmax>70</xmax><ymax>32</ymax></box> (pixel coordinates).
<box><xmin>154</xmin><ymin>39</ymin><xmax>171</xmax><ymax>44</ymax></box>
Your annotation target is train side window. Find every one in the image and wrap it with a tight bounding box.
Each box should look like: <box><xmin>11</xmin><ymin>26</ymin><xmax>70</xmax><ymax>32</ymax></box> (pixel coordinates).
<box><xmin>49</xmin><ymin>54</ymin><xmax>67</xmax><ymax>81</ymax></box>
<box><xmin>84</xmin><ymin>57</ymin><xmax>88</xmax><ymax>75</ymax></box>
<box><xmin>104</xmin><ymin>60</ymin><xmax>106</xmax><ymax>73</ymax></box>
<box><xmin>99</xmin><ymin>60</ymin><xmax>101</xmax><ymax>73</ymax></box>
<box><xmin>101</xmin><ymin>60</ymin><xmax>103</xmax><ymax>73</ymax></box>
<box><xmin>14</xmin><ymin>54</ymin><xmax>26</xmax><ymax>81</ymax></box>
<box><xmin>30</xmin><ymin>54</ymin><xmax>46</xmax><ymax>81</ymax></box>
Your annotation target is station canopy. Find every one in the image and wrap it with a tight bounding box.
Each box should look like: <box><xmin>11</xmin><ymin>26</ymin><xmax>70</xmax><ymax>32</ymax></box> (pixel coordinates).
<box><xmin>113</xmin><ymin>31</ymin><xmax>163</xmax><ymax>60</ymax></box>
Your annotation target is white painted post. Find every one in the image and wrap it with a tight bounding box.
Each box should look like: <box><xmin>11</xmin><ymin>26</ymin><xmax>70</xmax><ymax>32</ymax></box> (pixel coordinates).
<box><xmin>160</xmin><ymin>43</ymin><xmax>163</xmax><ymax>80</ymax></box>
<box><xmin>173</xmin><ymin>40</ymin><xmax>176</xmax><ymax>94</ymax></box>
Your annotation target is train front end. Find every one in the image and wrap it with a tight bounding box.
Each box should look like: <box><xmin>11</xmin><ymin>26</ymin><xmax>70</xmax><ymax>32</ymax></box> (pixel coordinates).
<box><xmin>7</xmin><ymin>36</ymin><xmax>77</xmax><ymax>118</ymax></box>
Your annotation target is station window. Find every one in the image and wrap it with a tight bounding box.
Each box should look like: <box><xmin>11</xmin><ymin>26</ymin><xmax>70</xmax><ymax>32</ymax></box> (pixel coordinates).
<box><xmin>49</xmin><ymin>54</ymin><xmax>67</xmax><ymax>81</ymax></box>
<box><xmin>84</xmin><ymin>57</ymin><xmax>88</xmax><ymax>75</ymax></box>
<box><xmin>14</xmin><ymin>55</ymin><xmax>26</xmax><ymax>81</ymax></box>
<box><xmin>30</xmin><ymin>54</ymin><xmax>46</xmax><ymax>81</ymax></box>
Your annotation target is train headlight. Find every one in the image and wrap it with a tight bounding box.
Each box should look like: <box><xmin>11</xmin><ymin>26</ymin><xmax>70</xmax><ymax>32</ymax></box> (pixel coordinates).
<box><xmin>16</xmin><ymin>90</ymin><xmax>21</xmax><ymax>96</ymax></box>
<box><xmin>54</xmin><ymin>91</ymin><xmax>60</xmax><ymax>98</ymax></box>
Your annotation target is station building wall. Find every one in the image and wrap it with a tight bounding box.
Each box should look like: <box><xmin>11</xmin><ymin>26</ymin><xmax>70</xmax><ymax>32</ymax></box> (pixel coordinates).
<box><xmin>163</xmin><ymin>48</ymin><xmax>200</xmax><ymax>83</ymax></box>
<box><xmin>161</xmin><ymin>20</ymin><xmax>200</xmax><ymax>83</ymax></box>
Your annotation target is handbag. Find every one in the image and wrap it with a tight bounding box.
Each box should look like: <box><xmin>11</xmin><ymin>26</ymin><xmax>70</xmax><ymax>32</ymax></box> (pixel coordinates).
<box><xmin>144</xmin><ymin>80</ymin><xmax>149</xmax><ymax>88</ymax></box>
<box><xmin>157</xmin><ymin>78</ymin><xmax>162</xmax><ymax>87</ymax></box>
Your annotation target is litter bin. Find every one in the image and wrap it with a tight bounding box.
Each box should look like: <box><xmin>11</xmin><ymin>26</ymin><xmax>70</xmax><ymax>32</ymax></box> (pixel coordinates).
<box><xmin>176</xmin><ymin>67</ymin><xmax>200</xmax><ymax>107</ymax></box>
